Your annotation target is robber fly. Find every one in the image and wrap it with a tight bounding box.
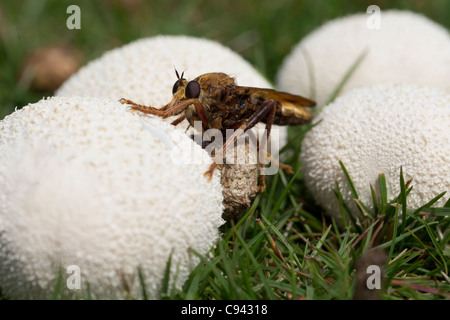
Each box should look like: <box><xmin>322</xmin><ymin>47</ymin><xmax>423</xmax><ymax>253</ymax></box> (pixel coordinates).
<box><xmin>120</xmin><ymin>71</ymin><xmax>315</xmax><ymax>187</ymax></box>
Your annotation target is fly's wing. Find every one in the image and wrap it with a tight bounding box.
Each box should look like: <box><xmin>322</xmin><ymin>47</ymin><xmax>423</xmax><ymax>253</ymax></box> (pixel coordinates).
<box><xmin>236</xmin><ymin>87</ymin><xmax>316</xmax><ymax>126</ymax></box>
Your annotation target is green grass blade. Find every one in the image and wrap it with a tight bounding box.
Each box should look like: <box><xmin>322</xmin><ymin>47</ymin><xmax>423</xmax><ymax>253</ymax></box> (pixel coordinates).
<box><xmin>259</xmin><ymin>214</ymin><xmax>302</xmax><ymax>268</ymax></box>
<box><xmin>407</xmin><ymin>230</ymin><xmax>444</xmax><ymax>271</ymax></box>
<box><xmin>444</xmin><ymin>197</ymin><xmax>450</xmax><ymax>208</ymax></box>
<box><xmin>419</xmin><ymin>207</ymin><xmax>450</xmax><ymax>216</ymax></box>
<box><xmin>379</xmin><ymin>174</ymin><xmax>388</xmax><ymax>216</ymax></box>
<box><xmin>51</xmin><ymin>267</ymin><xmax>64</xmax><ymax>300</ymax></box>
<box><xmin>370</xmin><ymin>184</ymin><xmax>379</xmax><ymax>216</ymax></box>
<box><xmin>399</xmin><ymin>167</ymin><xmax>407</xmax><ymax>248</ymax></box>
<box><xmin>414</xmin><ymin>218</ymin><xmax>447</xmax><ymax>274</ymax></box>
<box><xmin>223</xmin><ymin>194</ymin><xmax>261</xmax><ymax>243</ymax></box>
<box><xmin>388</xmin><ymin>203</ymin><xmax>400</xmax><ymax>262</ymax></box>
<box><xmin>264</xmin><ymin>173</ymin><xmax>280</xmax><ymax>217</ymax></box>
<box><xmin>339</xmin><ymin>161</ymin><xmax>359</xmax><ymax>200</ymax></box>
<box><xmin>161</xmin><ymin>252</ymin><xmax>173</xmax><ymax>297</ymax></box>
<box><xmin>138</xmin><ymin>267</ymin><xmax>148</xmax><ymax>300</ymax></box>
<box><xmin>269</xmin><ymin>167</ymin><xmax>303</xmax><ymax>221</ymax></box>
<box><xmin>375</xmin><ymin>224</ymin><xmax>431</xmax><ymax>249</ymax></box>
<box><xmin>411</xmin><ymin>192</ymin><xmax>447</xmax><ymax>216</ymax></box>
<box><xmin>302</xmin><ymin>48</ymin><xmax>316</xmax><ymax>101</ymax></box>
<box><xmin>190</xmin><ymin>249</ymin><xmax>233</xmax><ymax>298</ymax></box>
<box><xmin>334</xmin><ymin>183</ymin><xmax>348</xmax><ymax>228</ymax></box>
<box><xmin>339</xmin><ymin>160</ymin><xmax>372</xmax><ymax>221</ymax></box>
<box><xmin>311</xmin><ymin>225</ymin><xmax>333</xmax><ymax>258</ymax></box>
<box><xmin>234</xmin><ymin>227</ymin><xmax>276</xmax><ymax>299</ymax></box>
<box><xmin>362</xmin><ymin>220</ymin><xmax>377</xmax><ymax>253</ymax></box>
<box><xmin>325</xmin><ymin>48</ymin><xmax>368</xmax><ymax>105</ymax></box>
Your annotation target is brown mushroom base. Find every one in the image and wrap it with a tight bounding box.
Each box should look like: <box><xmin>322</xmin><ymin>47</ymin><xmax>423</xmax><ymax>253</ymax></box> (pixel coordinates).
<box><xmin>220</xmin><ymin>152</ymin><xmax>259</xmax><ymax>221</ymax></box>
<box><xmin>191</xmin><ymin>134</ymin><xmax>259</xmax><ymax>221</ymax></box>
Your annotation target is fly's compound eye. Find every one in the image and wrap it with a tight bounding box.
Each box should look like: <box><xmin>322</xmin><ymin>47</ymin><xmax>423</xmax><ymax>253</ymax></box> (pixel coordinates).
<box><xmin>172</xmin><ymin>80</ymin><xmax>181</xmax><ymax>94</ymax></box>
<box><xmin>185</xmin><ymin>81</ymin><xmax>201</xmax><ymax>99</ymax></box>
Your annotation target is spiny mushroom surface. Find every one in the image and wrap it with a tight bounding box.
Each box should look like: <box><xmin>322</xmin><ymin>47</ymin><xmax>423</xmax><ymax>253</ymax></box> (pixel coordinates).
<box><xmin>300</xmin><ymin>83</ymin><xmax>450</xmax><ymax>221</ymax></box>
<box><xmin>0</xmin><ymin>96</ymin><xmax>224</xmax><ymax>299</ymax></box>
<box><xmin>276</xmin><ymin>10</ymin><xmax>450</xmax><ymax>109</ymax></box>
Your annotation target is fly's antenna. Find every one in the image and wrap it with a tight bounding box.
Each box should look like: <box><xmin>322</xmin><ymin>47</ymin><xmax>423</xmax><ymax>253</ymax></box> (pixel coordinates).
<box><xmin>173</xmin><ymin>66</ymin><xmax>186</xmax><ymax>80</ymax></box>
<box><xmin>174</xmin><ymin>67</ymin><xmax>181</xmax><ymax>80</ymax></box>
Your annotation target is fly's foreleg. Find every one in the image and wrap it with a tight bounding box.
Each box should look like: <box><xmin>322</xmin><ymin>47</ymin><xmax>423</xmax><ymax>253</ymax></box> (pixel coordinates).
<box><xmin>120</xmin><ymin>98</ymin><xmax>209</xmax><ymax>129</ymax></box>
<box><xmin>119</xmin><ymin>98</ymin><xmax>173</xmax><ymax>117</ymax></box>
<box><xmin>120</xmin><ymin>98</ymin><xmax>187</xmax><ymax>118</ymax></box>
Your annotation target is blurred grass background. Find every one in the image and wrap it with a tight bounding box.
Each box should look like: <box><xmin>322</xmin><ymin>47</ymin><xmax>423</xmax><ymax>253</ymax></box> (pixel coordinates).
<box><xmin>0</xmin><ymin>0</ymin><xmax>449</xmax><ymax>120</ymax></box>
<box><xmin>1</xmin><ymin>0</ymin><xmax>450</xmax><ymax>301</ymax></box>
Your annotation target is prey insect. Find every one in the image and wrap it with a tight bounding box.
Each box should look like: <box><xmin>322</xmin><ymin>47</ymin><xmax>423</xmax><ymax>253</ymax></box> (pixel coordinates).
<box><xmin>120</xmin><ymin>71</ymin><xmax>315</xmax><ymax>190</ymax></box>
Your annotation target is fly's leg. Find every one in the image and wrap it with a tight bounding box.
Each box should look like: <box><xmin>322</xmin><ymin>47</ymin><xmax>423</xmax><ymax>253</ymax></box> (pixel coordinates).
<box><xmin>265</xmin><ymin>152</ymin><xmax>294</xmax><ymax>174</ymax></box>
<box><xmin>256</xmin><ymin>100</ymin><xmax>276</xmax><ymax>192</ymax></box>
<box><xmin>119</xmin><ymin>99</ymin><xmax>165</xmax><ymax>114</ymax></box>
<box><xmin>204</xmin><ymin>100</ymin><xmax>277</xmax><ymax>183</ymax></box>
<box><xmin>120</xmin><ymin>98</ymin><xmax>209</xmax><ymax>129</ymax></box>
<box><xmin>171</xmin><ymin>115</ymin><xmax>186</xmax><ymax>126</ymax></box>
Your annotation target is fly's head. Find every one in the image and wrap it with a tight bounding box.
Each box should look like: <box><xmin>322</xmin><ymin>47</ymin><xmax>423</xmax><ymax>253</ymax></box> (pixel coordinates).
<box><xmin>169</xmin><ymin>69</ymin><xmax>202</xmax><ymax>107</ymax></box>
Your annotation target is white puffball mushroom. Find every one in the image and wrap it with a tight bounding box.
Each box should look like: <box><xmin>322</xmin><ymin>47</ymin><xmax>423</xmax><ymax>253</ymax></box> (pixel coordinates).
<box><xmin>300</xmin><ymin>83</ymin><xmax>450</xmax><ymax>221</ymax></box>
<box><xmin>277</xmin><ymin>10</ymin><xmax>450</xmax><ymax>109</ymax></box>
<box><xmin>0</xmin><ymin>96</ymin><xmax>224</xmax><ymax>299</ymax></box>
<box><xmin>56</xmin><ymin>35</ymin><xmax>287</xmax><ymax>152</ymax></box>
